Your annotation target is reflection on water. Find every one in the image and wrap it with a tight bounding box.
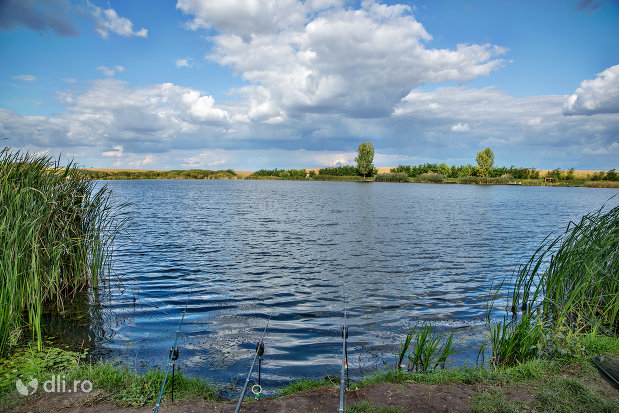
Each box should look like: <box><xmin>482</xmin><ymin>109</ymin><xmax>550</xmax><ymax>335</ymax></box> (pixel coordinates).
<box><xmin>45</xmin><ymin>180</ymin><xmax>619</xmax><ymax>392</ymax></box>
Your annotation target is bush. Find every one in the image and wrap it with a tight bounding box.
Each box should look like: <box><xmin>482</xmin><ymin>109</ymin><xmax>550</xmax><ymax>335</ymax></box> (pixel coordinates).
<box><xmin>547</xmin><ymin>168</ymin><xmax>564</xmax><ymax>181</ymax></box>
<box><xmin>604</xmin><ymin>169</ymin><xmax>617</xmax><ymax>181</ymax></box>
<box><xmin>415</xmin><ymin>172</ymin><xmax>446</xmax><ymax>183</ymax></box>
<box><xmin>374</xmin><ymin>173</ymin><xmax>409</xmax><ymax>183</ymax></box>
<box><xmin>458</xmin><ymin>176</ymin><xmax>481</xmax><ymax>184</ymax></box>
<box><xmin>249</xmin><ymin>169</ymin><xmax>306</xmax><ymax>179</ymax></box>
<box><xmin>318</xmin><ymin>165</ymin><xmax>359</xmax><ymax>176</ymax></box>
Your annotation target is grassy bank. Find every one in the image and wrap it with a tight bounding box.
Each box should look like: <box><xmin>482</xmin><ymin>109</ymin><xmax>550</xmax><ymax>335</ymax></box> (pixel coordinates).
<box><xmin>1</xmin><ymin>338</ymin><xmax>617</xmax><ymax>412</ymax></box>
<box><xmin>80</xmin><ymin>167</ymin><xmax>619</xmax><ymax>187</ymax></box>
<box><xmin>0</xmin><ymin>148</ymin><xmax>126</xmax><ymax>355</ymax></box>
<box><xmin>0</xmin><ymin>344</ymin><xmax>219</xmax><ymax>411</ymax></box>
<box><xmin>80</xmin><ymin>168</ymin><xmax>238</xmax><ymax>180</ymax></box>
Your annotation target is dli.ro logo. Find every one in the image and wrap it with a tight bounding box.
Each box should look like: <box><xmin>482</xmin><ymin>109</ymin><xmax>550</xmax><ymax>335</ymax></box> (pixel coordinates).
<box><xmin>16</xmin><ymin>375</ymin><xmax>92</xmax><ymax>396</ymax></box>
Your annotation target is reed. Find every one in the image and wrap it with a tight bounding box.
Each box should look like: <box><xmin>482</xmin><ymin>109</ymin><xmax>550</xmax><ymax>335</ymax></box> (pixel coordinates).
<box><xmin>396</xmin><ymin>323</ymin><xmax>455</xmax><ymax>373</ymax></box>
<box><xmin>487</xmin><ymin>203</ymin><xmax>618</xmax><ymax>366</ymax></box>
<box><xmin>0</xmin><ymin>148</ymin><xmax>126</xmax><ymax>355</ymax></box>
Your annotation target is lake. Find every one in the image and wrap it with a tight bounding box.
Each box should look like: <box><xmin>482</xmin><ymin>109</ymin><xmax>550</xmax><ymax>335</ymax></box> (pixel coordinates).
<box><xmin>51</xmin><ymin>180</ymin><xmax>618</xmax><ymax>393</ymax></box>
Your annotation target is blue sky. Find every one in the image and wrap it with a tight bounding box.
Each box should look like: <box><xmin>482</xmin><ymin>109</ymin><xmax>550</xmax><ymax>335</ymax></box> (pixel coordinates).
<box><xmin>1</xmin><ymin>0</ymin><xmax>618</xmax><ymax>170</ymax></box>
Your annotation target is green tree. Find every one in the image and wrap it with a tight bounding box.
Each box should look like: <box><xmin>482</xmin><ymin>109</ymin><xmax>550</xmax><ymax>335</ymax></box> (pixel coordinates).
<box><xmin>475</xmin><ymin>147</ymin><xmax>494</xmax><ymax>177</ymax></box>
<box><xmin>438</xmin><ymin>163</ymin><xmax>450</xmax><ymax>176</ymax></box>
<box><xmin>355</xmin><ymin>142</ymin><xmax>375</xmax><ymax>179</ymax></box>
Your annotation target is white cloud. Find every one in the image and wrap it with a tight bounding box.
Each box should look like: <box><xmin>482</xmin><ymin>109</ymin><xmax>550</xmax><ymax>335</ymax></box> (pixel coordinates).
<box><xmin>96</xmin><ymin>65</ymin><xmax>125</xmax><ymax>77</ymax></box>
<box><xmin>91</xmin><ymin>5</ymin><xmax>148</xmax><ymax>39</ymax></box>
<box><xmin>12</xmin><ymin>74</ymin><xmax>36</xmax><ymax>82</ymax></box>
<box><xmin>177</xmin><ymin>0</ymin><xmax>310</xmax><ymax>38</ymax></box>
<box><xmin>563</xmin><ymin>65</ymin><xmax>619</xmax><ymax>116</ymax></box>
<box><xmin>451</xmin><ymin>122</ymin><xmax>470</xmax><ymax>132</ymax></box>
<box><xmin>176</xmin><ymin>58</ymin><xmax>193</xmax><ymax>68</ymax></box>
<box><xmin>102</xmin><ymin>145</ymin><xmax>124</xmax><ymax>157</ymax></box>
<box><xmin>48</xmin><ymin>79</ymin><xmax>230</xmax><ymax>148</ymax></box>
<box><xmin>181</xmin><ymin>90</ymin><xmax>229</xmax><ymax>122</ymax></box>
<box><xmin>181</xmin><ymin>0</ymin><xmax>506</xmax><ymax>118</ymax></box>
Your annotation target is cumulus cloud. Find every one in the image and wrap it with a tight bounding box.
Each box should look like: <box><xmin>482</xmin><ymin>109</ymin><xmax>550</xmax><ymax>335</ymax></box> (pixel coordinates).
<box><xmin>12</xmin><ymin>74</ymin><xmax>36</xmax><ymax>82</ymax></box>
<box><xmin>451</xmin><ymin>122</ymin><xmax>470</xmax><ymax>132</ymax></box>
<box><xmin>47</xmin><ymin>79</ymin><xmax>230</xmax><ymax>149</ymax></box>
<box><xmin>180</xmin><ymin>0</ymin><xmax>507</xmax><ymax>118</ymax></box>
<box><xmin>102</xmin><ymin>145</ymin><xmax>124</xmax><ymax>157</ymax></box>
<box><xmin>96</xmin><ymin>65</ymin><xmax>125</xmax><ymax>77</ymax></box>
<box><xmin>0</xmin><ymin>0</ymin><xmax>79</xmax><ymax>37</ymax></box>
<box><xmin>91</xmin><ymin>5</ymin><xmax>148</xmax><ymax>39</ymax></box>
<box><xmin>563</xmin><ymin>65</ymin><xmax>619</xmax><ymax>116</ymax></box>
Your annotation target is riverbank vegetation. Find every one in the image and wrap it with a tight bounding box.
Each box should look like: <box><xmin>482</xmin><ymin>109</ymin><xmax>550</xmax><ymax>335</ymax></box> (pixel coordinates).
<box><xmin>80</xmin><ymin>168</ymin><xmax>238</xmax><ymax>180</ymax></box>
<box><xmin>0</xmin><ymin>148</ymin><xmax>126</xmax><ymax>356</ymax></box>
<box><xmin>486</xmin><ymin>204</ymin><xmax>618</xmax><ymax>368</ymax></box>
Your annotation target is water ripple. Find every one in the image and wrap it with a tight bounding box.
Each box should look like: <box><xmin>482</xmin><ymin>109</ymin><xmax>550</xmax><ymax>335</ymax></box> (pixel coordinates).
<box><xmin>74</xmin><ymin>180</ymin><xmax>618</xmax><ymax>392</ymax></box>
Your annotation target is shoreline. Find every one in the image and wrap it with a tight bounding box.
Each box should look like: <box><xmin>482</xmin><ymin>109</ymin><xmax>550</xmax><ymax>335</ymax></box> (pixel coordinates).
<box><xmin>2</xmin><ymin>343</ymin><xmax>618</xmax><ymax>412</ymax></box>
<box><xmin>78</xmin><ymin>168</ymin><xmax>619</xmax><ymax>188</ymax></box>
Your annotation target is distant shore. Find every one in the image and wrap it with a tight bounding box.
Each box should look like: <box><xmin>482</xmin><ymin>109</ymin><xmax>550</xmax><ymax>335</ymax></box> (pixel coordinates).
<box><xmin>79</xmin><ymin>167</ymin><xmax>619</xmax><ymax>188</ymax></box>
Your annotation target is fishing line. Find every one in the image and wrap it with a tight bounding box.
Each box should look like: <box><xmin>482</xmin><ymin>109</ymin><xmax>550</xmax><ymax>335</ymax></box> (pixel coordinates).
<box><xmin>234</xmin><ymin>311</ymin><xmax>273</xmax><ymax>413</ymax></box>
<box><xmin>153</xmin><ymin>289</ymin><xmax>192</xmax><ymax>413</ymax></box>
<box><xmin>339</xmin><ymin>291</ymin><xmax>350</xmax><ymax>413</ymax></box>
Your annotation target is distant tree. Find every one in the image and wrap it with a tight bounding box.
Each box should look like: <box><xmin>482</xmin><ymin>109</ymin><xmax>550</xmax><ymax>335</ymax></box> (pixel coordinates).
<box><xmin>355</xmin><ymin>142</ymin><xmax>375</xmax><ymax>179</ymax></box>
<box><xmin>547</xmin><ymin>168</ymin><xmax>563</xmax><ymax>181</ymax></box>
<box><xmin>438</xmin><ymin>163</ymin><xmax>450</xmax><ymax>176</ymax></box>
<box><xmin>605</xmin><ymin>169</ymin><xmax>617</xmax><ymax>181</ymax></box>
<box><xmin>475</xmin><ymin>148</ymin><xmax>494</xmax><ymax>177</ymax></box>
<box><xmin>459</xmin><ymin>164</ymin><xmax>473</xmax><ymax>177</ymax></box>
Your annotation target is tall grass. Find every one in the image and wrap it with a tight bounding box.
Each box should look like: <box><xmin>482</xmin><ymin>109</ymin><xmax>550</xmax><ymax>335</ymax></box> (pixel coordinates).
<box><xmin>374</xmin><ymin>173</ymin><xmax>409</xmax><ymax>183</ymax></box>
<box><xmin>396</xmin><ymin>323</ymin><xmax>455</xmax><ymax>373</ymax></box>
<box><xmin>0</xmin><ymin>148</ymin><xmax>126</xmax><ymax>355</ymax></box>
<box><xmin>487</xmin><ymin>204</ymin><xmax>619</xmax><ymax>367</ymax></box>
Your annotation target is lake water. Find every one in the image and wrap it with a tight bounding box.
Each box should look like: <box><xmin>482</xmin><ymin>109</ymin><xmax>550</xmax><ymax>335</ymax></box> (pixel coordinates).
<box><xmin>55</xmin><ymin>180</ymin><xmax>618</xmax><ymax>393</ymax></box>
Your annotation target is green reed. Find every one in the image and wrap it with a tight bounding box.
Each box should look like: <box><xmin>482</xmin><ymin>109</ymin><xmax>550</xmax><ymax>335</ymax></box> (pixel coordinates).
<box><xmin>0</xmin><ymin>148</ymin><xmax>127</xmax><ymax>355</ymax></box>
<box><xmin>396</xmin><ymin>323</ymin><xmax>455</xmax><ymax>373</ymax></box>
<box><xmin>487</xmin><ymin>203</ymin><xmax>618</xmax><ymax>367</ymax></box>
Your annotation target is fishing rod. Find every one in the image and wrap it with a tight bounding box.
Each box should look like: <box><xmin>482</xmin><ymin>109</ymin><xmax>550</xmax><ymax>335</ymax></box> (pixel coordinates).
<box><xmin>235</xmin><ymin>312</ymin><xmax>272</xmax><ymax>413</ymax></box>
<box><xmin>339</xmin><ymin>302</ymin><xmax>349</xmax><ymax>413</ymax></box>
<box><xmin>153</xmin><ymin>291</ymin><xmax>192</xmax><ymax>413</ymax></box>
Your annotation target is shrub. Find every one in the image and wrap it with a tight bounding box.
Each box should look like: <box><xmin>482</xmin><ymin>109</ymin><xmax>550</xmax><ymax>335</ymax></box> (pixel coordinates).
<box><xmin>415</xmin><ymin>172</ymin><xmax>446</xmax><ymax>183</ymax></box>
<box><xmin>458</xmin><ymin>176</ymin><xmax>481</xmax><ymax>184</ymax></box>
<box><xmin>318</xmin><ymin>165</ymin><xmax>359</xmax><ymax>176</ymax></box>
<box><xmin>374</xmin><ymin>173</ymin><xmax>409</xmax><ymax>183</ymax></box>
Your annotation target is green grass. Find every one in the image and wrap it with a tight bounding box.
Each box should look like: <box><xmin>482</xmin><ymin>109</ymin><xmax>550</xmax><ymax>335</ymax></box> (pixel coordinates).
<box><xmin>396</xmin><ymin>323</ymin><xmax>455</xmax><ymax>373</ymax></box>
<box><xmin>276</xmin><ymin>377</ymin><xmax>331</xmax><ymax>397</ymax></box>
<box><xmin>471</xmin><ymin>371</ymin><xmax>619</xmax><ymax>413</ymax></box>
<box><xmin>486</xmin><ymin>204</ymin><xmax>618</xmax><ymax>367</ymax></box>
<box><xmin>533</xmin><ymin>376</ymin><xmax>619</xmax><ymax>413</ymax></box>
<box><xmin>67</xmin><ymin>362</ymin><xmax>219</xmax><ymax>406</ymax></box>
<box><xmin>374</xmin><ymin>173</ymin><xmax>409</xmax><ymax>183</ymax></box>
<box><xmin>309</xmin><ymin>175</ymin><xmax>366</xmax><ymax>181</ymax></box>
<box><xmin>470</xmin><ymin>389</ymin><xmax>525</xmax><ymax>413</ymax></box>
<box><xmin>345</xmin><ymin>401</ymin><xmax>403</xmax><ymax>413</ymax></box>
<box><xmin>0</xmin><ymin>344</ymin><xmax>219</xmax><ymax>409</ymax></box>
<box><xmin>0</xmin><ymin>148</ymin><xmax>127</xmax><ymax>355</ymax></box>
